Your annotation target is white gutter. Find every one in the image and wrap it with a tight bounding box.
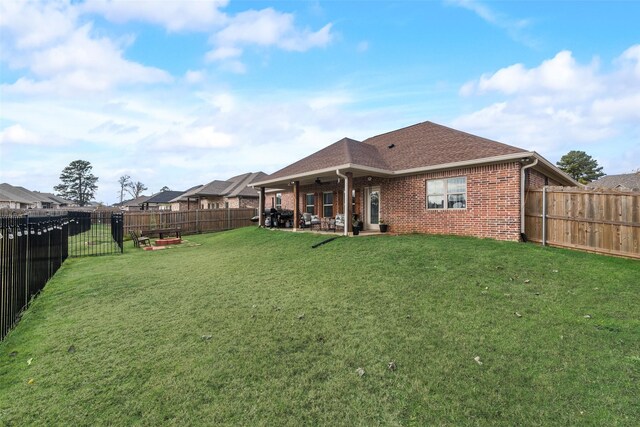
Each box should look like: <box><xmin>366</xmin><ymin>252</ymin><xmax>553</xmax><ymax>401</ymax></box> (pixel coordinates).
<box><xmin>520</xmin><ymin>157</ymin><xmax>539</xmax><ymax>238</ymax></box>
<box><xmin>336</xmin><ymin>169</ymin><xmax>349</xmax><ymax>236</ymax></box>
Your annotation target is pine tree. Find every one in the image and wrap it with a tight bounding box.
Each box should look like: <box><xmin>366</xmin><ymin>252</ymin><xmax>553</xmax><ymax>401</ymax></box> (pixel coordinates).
<box><xmin>54</xmin><ymin>160</ymin><xmax>99</xmax><ymax>206</ymax></box>
<box><xmin>556</xmin><ymin>150</ymin><xmax>605</xmax><ymax>184</ymax></box>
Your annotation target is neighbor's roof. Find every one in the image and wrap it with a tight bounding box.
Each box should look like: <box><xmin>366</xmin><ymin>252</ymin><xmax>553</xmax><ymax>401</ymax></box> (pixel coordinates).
<box><xmin>34</xmin><ymin>192</ymin><xmax>74</xmax><ymax>205</ymax></box>
<box><xmin>0</xmin><ymin>185</ymin><xmax>33</xmax><ymax>204</ymax></box>
<box><xmin>0</xmin><ymin>184</ymin><xmax>78</xmax><ymax>206</ymax></box>
<box><xmin>0</xmin><ymin>183</ymin><xmax>43</xmax><ymax>204</ymax></box>
<box><xmin>253</xmin><ymin>121</ymin><xmax>540</xmax><ymax>186</ymax></box>
<box><xmin>591</xmin><ymin>172</ymin><xmax>640</xmax><ymax>191</ymax></box>
<box><xmin>170</xmin><ymin>172</ymin><xmax>266</xmax><ymax>202</ymax></box>
<box><xmin>117</xmin><ymin>195</ymin><xmax>152</xmax><ymax>207</ymax></box>
<box><xmin>145</xmin><ymin>191</ymin><xmax>186</xmax><ymax>204</ymax></box>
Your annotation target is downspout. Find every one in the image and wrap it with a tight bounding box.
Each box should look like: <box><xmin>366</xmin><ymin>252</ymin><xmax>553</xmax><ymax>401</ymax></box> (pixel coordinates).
<box><xmin>520</xmin><ymin>157</ymin><xmax>539</xmax><ymax>240</ymax></box>
<box><xmin>336</xmin><ymin>169</ymin><xmax>348</xmax><ymax>236</ymax></box>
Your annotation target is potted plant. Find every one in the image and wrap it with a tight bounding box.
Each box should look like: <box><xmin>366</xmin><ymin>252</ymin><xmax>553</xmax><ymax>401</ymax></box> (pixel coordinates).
<box><xmin>352</xmin><ymin>214</ymin><xmax>361</xmax><ymax>235</ymax></box>
<box><xmin>379</xmin><ymin>219</ymin><xmax>388</xmax><ymax>233</ymax></box>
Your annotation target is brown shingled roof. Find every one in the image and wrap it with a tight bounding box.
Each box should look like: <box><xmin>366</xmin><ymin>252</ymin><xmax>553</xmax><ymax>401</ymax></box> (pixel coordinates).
<box><xmin>365</xmin><ymin>121</ymin><xmax>526</xmax><ymax>171</ymax></box>
<box><xmin>256</xmin><ymin>121</ymin><xmax>529</xmax><ymax>186</ymax></box>
<box><xmin>591</xmin><ymin>172</ymin><xmax>640</xmax><ymax>191</ymax></box>
<box><xmin>266</xmin><ymin>138</ymin><xmax>389</xmax><ymax>181</ymax></box>
<box><xmin>170</xmin><ymin>172</ymin><xmax>265</xmax><ymax>202</ymax></box>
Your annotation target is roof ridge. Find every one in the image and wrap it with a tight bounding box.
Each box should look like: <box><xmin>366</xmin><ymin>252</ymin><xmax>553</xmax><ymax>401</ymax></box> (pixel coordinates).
<box><xmin>224</xmin><ymin>173</ymin><xmax>250</xmax><ymax>195</ymax></box>
<box><xmin>363</xmin><ymin>121</ymin><xmax>433</xmax><ymax>144</ymax></box>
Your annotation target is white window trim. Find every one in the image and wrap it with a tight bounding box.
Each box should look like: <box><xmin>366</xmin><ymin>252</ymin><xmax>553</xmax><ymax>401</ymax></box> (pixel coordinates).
<box><xmin>426</xmin><ymin>177</ymin><xmax>467</xmax><ymax>210</ymax></box>
<box><xmin>275</xmin><ymin>193</ymin><xmax>282</xmax><ymax>209</ymax></box>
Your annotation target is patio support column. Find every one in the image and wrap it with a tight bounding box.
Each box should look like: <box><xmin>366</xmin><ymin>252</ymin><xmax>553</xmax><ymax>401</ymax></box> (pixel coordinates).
<box><xmin>346</xmin><ymin>172</ymin><xmax>353</xmax><ymax>234</ymax></box>
<box><xmin>259</xmin><ymin>187</ymin><xmax>265</xmax><ymax>227</ymax></box>
<box><xmin>293</xmin><ymin>181</ymin><xmax>300</xmax><ymax>231</ymax></box>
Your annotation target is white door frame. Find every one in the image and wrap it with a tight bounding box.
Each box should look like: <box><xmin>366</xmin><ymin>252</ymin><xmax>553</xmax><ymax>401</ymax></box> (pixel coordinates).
<box><xmin>364</xmin><ymin>186</ymin><xmax>380</xmax><ymax>231</ymax></box>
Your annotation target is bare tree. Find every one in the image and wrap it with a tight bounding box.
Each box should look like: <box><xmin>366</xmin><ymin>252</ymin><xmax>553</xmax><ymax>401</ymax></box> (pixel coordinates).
<box><xmin>118</xmin><ymin>175</ymin><xmax>131</xmax><ymax>203</ymax></box>
<box><xmin>126</xmin><ymin>181</ymin><xmax>148</xmax><ymax>199</ymax></box>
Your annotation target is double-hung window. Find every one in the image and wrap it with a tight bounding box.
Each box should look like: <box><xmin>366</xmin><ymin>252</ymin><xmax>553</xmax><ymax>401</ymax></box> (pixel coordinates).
<box><xmin>323</xmin><ymin>192</ymin><xmax>333</xmax><ymax>217</ymax></box>
<box><xmin>305</xmin><ymin>193</ymin><xmax>315</xmax><ymax>214</ymax></box>
<box><xmin>275</xmin><ymin>193</ymin><xmax>282</xmax><ymax>209</ymax></box>
<box><xmin>427</xmin><ymin>177</ymin><xmax>467</xmax><ymax>209</ymax></box>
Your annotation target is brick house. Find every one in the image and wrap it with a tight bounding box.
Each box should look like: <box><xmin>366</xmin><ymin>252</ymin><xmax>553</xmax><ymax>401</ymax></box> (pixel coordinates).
<box><xmin>170</xmin><ymin>172</ymin><xmax>266</xmax><ymax>211</ymax></box>
<box><xmin>251</xmin><ymin>121</ymin><xmax>577</xmax><ymax>241</ymax></box>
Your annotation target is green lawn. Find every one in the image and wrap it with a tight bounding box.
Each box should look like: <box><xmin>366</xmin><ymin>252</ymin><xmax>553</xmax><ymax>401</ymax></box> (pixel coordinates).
<box><xmin>1</xmin><ymin>227</ymin><xmax>638</xmax><ymax>426</ymax></box>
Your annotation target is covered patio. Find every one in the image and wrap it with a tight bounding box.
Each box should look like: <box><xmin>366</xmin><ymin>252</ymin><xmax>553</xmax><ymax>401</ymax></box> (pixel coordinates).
<box><xmin>250</xmin><ymin>135</ymin><xmax>399</xmax><ymax>236</ymax></box>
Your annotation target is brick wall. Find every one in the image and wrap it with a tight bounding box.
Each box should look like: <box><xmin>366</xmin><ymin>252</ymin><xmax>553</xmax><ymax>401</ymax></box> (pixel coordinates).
<box><xmin>237</xmin><ymin>197</ymin><xmax>259</xmax><ymax>209</ymax></box>
<box><xmin>382</xmin><ymin>162</ymin><xmax>522</xmax><ymax>241</ymax></box>
<box><xmin>193</xmin><ymin>196</ymin><xmax>259</xmax><ymax>209</ymax></box>
<box><xmin>527</xmin><ymin>168</ymin><xmax>562</xmax><ymax>189</ymax></box>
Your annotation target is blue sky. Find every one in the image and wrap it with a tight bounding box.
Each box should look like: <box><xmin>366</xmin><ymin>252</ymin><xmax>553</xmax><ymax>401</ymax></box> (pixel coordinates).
<box><xmin>1</xmin><ymin>0</ymin><xmax>639</xmax><ymax>204</ymax></box>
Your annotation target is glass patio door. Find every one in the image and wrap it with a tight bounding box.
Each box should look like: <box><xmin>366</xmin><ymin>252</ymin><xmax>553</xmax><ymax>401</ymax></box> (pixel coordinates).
<box><xmin>365</xmin><ymin>187</ymin><xmax>380</xmax><ymax>230</ymax></box>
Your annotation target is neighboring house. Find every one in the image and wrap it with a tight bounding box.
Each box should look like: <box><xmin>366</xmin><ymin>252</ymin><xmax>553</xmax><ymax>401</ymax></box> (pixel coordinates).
<box><xmin>251</xmin><ymin>121</ymin><xmax>577</xmax><ymax>241</ymax></box>
<box><xmin>0</xmin><ymin>183</ymin><xmax>43</xmax><ymax>209</ymax></box>
<box><xmin>0</xmin><ymin>184</ymin><xmax>75</xmax><ymax>209</ymax></box>
<box><xmin>0</xmin><ymin>184</ymin><xmax>79</xmax><ymax>209</ymax></box>
<box><xmin>115</xmin><ymin>195</ymin><xmax>152</xmax><ymax>211</ymax></box>
<box><xmin>141</xmin><ymin>191</ymin><xmax>187</xmax><ymax>210</ymax></box>
<box><xmin>33</xmin><ymin>192</ymin><xmax>74</xmax><ymax>208</ymax></box>
<box><xmin>0</xmin><ymin>185</ymin><xmax>34</xmax><ymax>209</ymax></box>
<box><xmin>591</xmin><ymin>172</ymin><xmax>640</xmax><ymax>191</ymax></box>
<box><xmin>170</xmin><ymin>172</ymin><xmax>266</xmax><ymax>210</ymax></box>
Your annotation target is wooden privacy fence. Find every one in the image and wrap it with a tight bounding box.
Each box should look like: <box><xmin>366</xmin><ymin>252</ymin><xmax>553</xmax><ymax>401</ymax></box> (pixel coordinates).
<box><xmin>124</xmin><ymin>208</ymin><xmax>257</xmax><ymax>235</ymax></box>
<box><xmin>525</xmin><ymin>187</ymin><xmax>640</xmax><ymax>259</ymax></box>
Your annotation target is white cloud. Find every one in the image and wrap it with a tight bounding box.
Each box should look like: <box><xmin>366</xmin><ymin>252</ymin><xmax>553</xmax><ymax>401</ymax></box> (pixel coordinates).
<box><xmin>80</xmin><ymin>0</ymin><xmax>229</xmax><ymax>32</ymax></box>
<box><xmin>80</xmin><ymin>1</ymin><xmax>333</xmax><ymax>70</ymax></box>
<box><xmin>0</xmin><ymin>124</ymin><xmax>40</xmax><ymax>145</ymax></box>
<box><xmin>89</xmin><ymin>120</ymin><xmax>139</xmax><ymax>135</ymax></box>
<box><xmin>445</xmin><ymin>0</ymin><xmax>535</xmax><ymax>47</ymax></box>
<box><xmin>206</xmin><ymin>8</ymin><xmax>333</xmax><ymax>67</ymax></box>
<box><xmin>2</xmin><ymin>7</ymin><xmax>172</xmax><ymax>96</ymax></box>
<box><xmin>184</xmin><ymin>70</ymin><xmax>205</xmax><ymax>84</ymax></box>
<box><xmin>453</xmin><ymin>45</ymin><xmax>640</xmax><ymax>171</ymax></box>
<box><xmin>462</xmin><ymin>51</ymin><xmax>601</xmax><ymax>98</ymax></box>
<box><xmin>0</xmin><ymin>0</ymin><xmax>76</xmax><ymax>50</ymax></box>
<box><xmin>152</xmin><ymin>126</ymin><xmax>234</xmax><ymax>150</ymax></box>
<box><xmin>0</xmin><ymin>124</ymin><xmax>69</xmax><ymax>146</ymax></box>
<box><xmin>205</xmin><ymin>46</ymin><xmax>243</xmax><ymax>61</ymax></box>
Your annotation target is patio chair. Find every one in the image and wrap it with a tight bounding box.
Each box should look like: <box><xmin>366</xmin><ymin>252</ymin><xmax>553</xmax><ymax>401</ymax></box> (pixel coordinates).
<box><xmin>129</xmin><ymin>230</ymin><xmax>151</xmax><ymax>248</ymax></box>
<box><xmin>301</xmin><ymin>213</ymin><xmax>321</xmax><ymax>229</ymax></box>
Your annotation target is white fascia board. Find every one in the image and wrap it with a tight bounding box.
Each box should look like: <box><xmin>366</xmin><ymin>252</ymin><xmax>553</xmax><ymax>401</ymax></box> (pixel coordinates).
<box><xmin>392</xmin><ymin>152</ymin><xmax>535</xmax><ymax>176</ymax></box>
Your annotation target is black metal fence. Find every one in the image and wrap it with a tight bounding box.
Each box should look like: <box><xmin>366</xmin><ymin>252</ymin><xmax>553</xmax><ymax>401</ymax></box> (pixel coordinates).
<box><xmin>0</xmin><ymin>210</ymin><xmax>123</xmax><ymax>340</ymax></box>
<box><xmin>67</xmin><ymin>211</ymin><xmax>124</xmax><ymax>257</ymax></box>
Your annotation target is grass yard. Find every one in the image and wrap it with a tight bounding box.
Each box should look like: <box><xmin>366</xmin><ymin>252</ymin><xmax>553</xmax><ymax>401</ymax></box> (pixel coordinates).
<box><xmin>1</xmin><ymin>227</ymin><xmax>638</xmax><ymax>426</ymax></box>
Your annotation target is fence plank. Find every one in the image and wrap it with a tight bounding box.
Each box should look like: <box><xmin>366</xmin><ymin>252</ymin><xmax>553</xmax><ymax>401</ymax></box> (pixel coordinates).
<box><xmin>123</xmin><ymin>208</ymin><xmax>257</xmax><ymax>236</ymax></box>
<box><xmin>525</xmin><ymin>187</ymin><xmax>640</xmax><ymax>259</ymax></box>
